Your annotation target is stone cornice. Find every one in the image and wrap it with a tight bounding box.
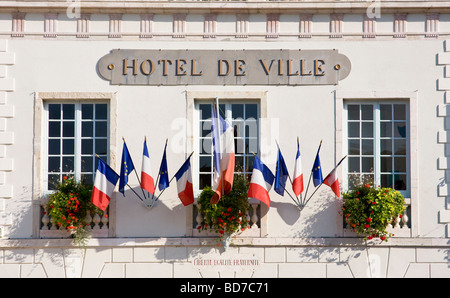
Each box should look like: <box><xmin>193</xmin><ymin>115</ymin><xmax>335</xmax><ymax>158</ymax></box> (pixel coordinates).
<box><xmin>0</xmin><ymin>0</ymin><xmax>450</xmax><ymax>14</ymax></box>
<box><xmin>0</xmin><ymin>237</ymin><xmax>448</xmax><ymax>248</ymax></box>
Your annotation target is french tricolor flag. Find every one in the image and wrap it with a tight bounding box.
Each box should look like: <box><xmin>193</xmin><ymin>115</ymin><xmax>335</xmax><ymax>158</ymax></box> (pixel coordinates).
<box><xmin>175</xmin><ymin>155</ymin><xmax>194</xmax><ymax>206</ymax></box>
<box><xmin>247</xmin><ymin>156</ymin><xmax>275</xmax><ymax>208</ymax></box>
<box><xmin>322</xmin><ymin>156</ymin><xmax>346</xmax><ymax>198</ymax></box>
<box><xmin>91</xmin><ymin>158</ymin><xmax>120</xmax><ymax>211</ymax></box>
<box><xmin>292</xmin><ymin>138</ymin><xmax>304</xmax><ymax>197</ymax></box>
<box><xmin>141</xmin><ymin>139</ymin><xmax>155</xmax><ymax>195</ymax></box>
<box><xmin>211</xmin><ymin>104</ymin><xmax>235</xmax><ymax>204</ymax></box>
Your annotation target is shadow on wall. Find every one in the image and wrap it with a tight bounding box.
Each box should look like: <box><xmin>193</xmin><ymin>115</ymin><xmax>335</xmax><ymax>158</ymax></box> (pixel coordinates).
<box><xmin>270</xmin><ymin>189</ymin><xmax>344</xmax><ymax>238</ymax></box>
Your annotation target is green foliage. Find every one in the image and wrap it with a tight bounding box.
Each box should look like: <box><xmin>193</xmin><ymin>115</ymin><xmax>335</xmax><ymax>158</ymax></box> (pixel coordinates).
<box><xmin>197</xmin><ymin>174</ymin><xmax>253</xmax><ymax>243</ymax></box>
<box><xmin>342</xmin><ymin>181</ymin><xmax>405</xmax><ymax>241</ymax></box>
<box><xmin>45</xmin><ymin>176</ymin><xmax>102</xmax><ymax>246</ymax></box>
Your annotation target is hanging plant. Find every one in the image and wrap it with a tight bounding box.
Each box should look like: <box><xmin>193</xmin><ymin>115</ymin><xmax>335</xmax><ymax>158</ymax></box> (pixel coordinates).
<box><xmin>45</xmin><ymin>176</ymin><xmax>103</xmax><ymax>246</ymax></box>
<box><xmin>341</xmin><ymin>181</ymin><xmax>405</xmax><ymax>241</ymax></box>
<box><xmin>197</xmin><ymin>174</ymin><xmax>253</xmax><ymax>247</ymax></box>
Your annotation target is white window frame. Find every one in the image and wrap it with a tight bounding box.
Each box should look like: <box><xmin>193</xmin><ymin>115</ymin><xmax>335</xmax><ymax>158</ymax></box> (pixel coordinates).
<box><xmin>32</xmin><ymin>92</ymin><xmax>118</xmax><ymax>238</ymax></box>
<box><xmin>343</xmin><ymin>101</ymin><xmax>410</xmax><ymax>198</ymax></box>
<box><xmin>42</xmin><ymin>101</ymin><xmax>110</xmax><ymax>193</ymax></box>
<box><xmin>194</xmin><ymin>100</ymin><xmax>260</xmax><ymax>194</ymax></box>
<box><xmin>185</xmin><ymin>91</ymin><xmax>269</xmax><ymax>237</ymax></box>
<box><xmin>335</xmin><ymin>90</ymin><xmax>419</xmax><ymax>237</ymax></box>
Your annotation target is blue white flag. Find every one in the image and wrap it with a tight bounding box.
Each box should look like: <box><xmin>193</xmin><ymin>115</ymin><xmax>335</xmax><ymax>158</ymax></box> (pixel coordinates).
<box><xmin>312</xmin><ymin>141</ymin><xmax>323</xmax><ymax>187</ymax></box>
<box><xmin>119</xmin><ymin>141</ymin><xmax>135</xmax><ymax>195</ymax></box>
<box><xmin>274</xmin><ymin>146</ymin><xmax>289</xmax><ymax>196</ymax></box>
<box><xmin>158</xmin><ymin>141</ymin><xmax>170</xmax><ymax>191</ymax></box>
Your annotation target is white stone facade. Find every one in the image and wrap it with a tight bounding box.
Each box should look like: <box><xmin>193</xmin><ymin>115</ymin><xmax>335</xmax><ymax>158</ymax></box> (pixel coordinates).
<box><xmin>0</xmin><ymin>0</ymin><xmax>448</xmax><ymax>278</ymax></box>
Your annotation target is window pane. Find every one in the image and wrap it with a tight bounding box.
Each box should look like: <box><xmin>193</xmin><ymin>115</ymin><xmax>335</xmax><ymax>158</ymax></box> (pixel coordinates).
<box><xmin>361</xmin><ymin>122</ymin><xmax>373</xmax><ymax>138</ymax></box>
<box><xmin>199</xmin><ymin>174</ymin><xmax>211</xmax><ymax>189</ymax></box>
<box><xmin>361</xmin><ymin>139</ymin><xmax>373</xmax><ymax>155</ymax></box>
<box><xmin>48</xmin><ymin>174</ymin><xmax>60</xmax><ymax>190</ymax></box>
<box><xmin>63</xmin><ymin>139</ymin><xmax>74</xmax><ymax>155</ymax></box>
<box><xmin>200</xmin><ymin>121</ymin><xmax>211</xmax><ymax>137</ymax></box>
<box><xmin>95</xmin><ymin>139</ymin><xmax>107</xmax><ymax>155</ymax></box>
<box><xmin>81</xmin><ymin>174</ymin><xmax>94</xmax><ymax>185</ymax></box>
<box><xmin>81</xmin><ymin>156</ymin><xmax>93</xmax><ymax>172</ymax></box>
<box><xmin>82</xmin><ymin>139</ymin><xmax>93</xmax><ymax>154</ymax></box>
<box><xmin>380</xmin><ymin>104</ymin><xmax>392</xmax><ymax>120</ymax></box>
<box><xmin>361</xmin><ymin>105</ymin><xmax>373</xmax><ymax>120</ymax></box>
<box><xmin>246</xmin><ymin>138</ymin><xmax>258</xmax><ymax>154</ymax></box>
<box><xmin>246</xmin><ymin>155</ymin><xmax>255</xmax><ymax>173</ymax></box>
<box><xmin>348</xmin><ymin>105</ymin><xmax>359</xmax><ymax>120</ymax></box>
<box><xmin>48</xmin><ymin>157</ymin><xmax>60</xmax><ymax>172</ymax></box>
<box><xmin>380</xmin><ymin>139</ymin><xmax>392</xmax><ymax>155</ymax></box>
<box><xmin>394</xmin><ymin>156</ymin><xmax>406</xmax><ymax>172</ymax></box>
<box><xmin>361</xmin><ymin>157</ymin><xmax>374</xmax><ymax>172</ymax></box>
<box><xmin>200</xmin><ymin>138</ymin><xmax>212</xmax><ymax>154</ymax></box>
<box><xmin>48</xmin><ymin>122</ymin><xmax>60</xmax><ymax>137</ymax></box>
<box><xmin>199</xmin><ymin>156</ymin><xmax>211</xmax><ymax>172</ymax></box>
<box><xmin>348</xmin><ymin>122</ymin><xmax>359</xmax><ymax>137</ymax></box>
<box><xmin>82</xmin><ymin>104</ymin><xmax>93</xmax><ymax>119</ymax></box>
<box><xmin>48</xmin><ymin>104</ymin><xmax>61</xmax><ymax>119</ymax></box>
<box><xmin>82</xmin><ymin>121</ymin><xmax>93</xmax><ymax>137</ymax></box>
<box><xmin>62</xmin><ymin>156</ymin><xmax>74</xmax><ymax>172</ymax></box>
<box><xmin>394</xmin><ymin>122</ymin><xmax>406</xmax><ymax>138</ymax></box>
<box><xmin>245</xmin><ymin>119</ymin><xmax>258</xmax><ymax>138</ymax></box>
<box><xmin>233</xmin><ymin>120</ymin><xmax>244</xmax><ymax>138</ymax></box>
<box><xmin>246</xmin><ymin>104</ymin><xmax>258</xmax><ymax>119</ymax></box>
<box><xmin>381</xmin><ymin>174</ymin><xmax>392</xmax><ymax>188</ymax></box>
<box><xmin>394</xmin><ymin>174</ymin><xmax>407</xmax><ymax>190</ymax></box>
<box><xmin>348</xmin><ymin>157</ymin><xmax>360</xmax><ymax>172</ymax></box>
<box><xmin>235</xmin><ymin>156</ymin><xmax>244</xmax><ymax>171</ymax></box>
<box><xmin>63</xmin><ymin>121</ymin><xmax>74</xmax><ymax>137</ymax></box>
<box><xmin>394</xmin><ymin>104</ymin><xmax>406</xmax><ymax>120</ymax></box>
<box><xmin>62</xmin><ymin>104</ymin><xmax>75</xmax><ymax>120</ymax></box>
<box><xmin>199</xmin><ymin>104</ymin><xmax>211</xmax><ymax>120</ymax></box>
<box><xmin>380</xmin><ymin>122</ymin><xmax>392</xmax><ymax>138</ymax></box>
<box><xmin>381</xmin><ymin>157</ymin><xmax>392</xmax><ymax>172</ymax></box>
<box><xmin>48</xmin><ymin>139</ymin><xmax>60</xmax><ymax>155</ymax></box>
<box><xmin>394</xmin><ymin>139</ymin><xmax>406</xmax><ymax>155</ymax></box>
<box><xmin>95</xmin><ymin>121</ymin><xmax>108</xmax><ymax>137</ymax></box>
<box><xmin>234</xmin><ymin>138</ymin><xmax>244</xmax><ymax>154</ymax></box>
<box><xmin>95</xmin><ymin>104</ymin><xmax>107</xmax><ymax>120</ymax></box>
<box><xmin>348</xmin><ymin>139</ymin><xmax>360</xmax><ymax>155</ymax></box>
<box><xmin>232</xmin><ymin>104</ymin><xmax>244</xmax><ymax>119</ymax></box>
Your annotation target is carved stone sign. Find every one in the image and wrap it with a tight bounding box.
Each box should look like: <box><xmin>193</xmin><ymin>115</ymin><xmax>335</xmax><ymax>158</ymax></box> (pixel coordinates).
<box><xmin>97</xmin><ymin>49</ymin><xmax>351</xmax><ymax>85</ymax></box>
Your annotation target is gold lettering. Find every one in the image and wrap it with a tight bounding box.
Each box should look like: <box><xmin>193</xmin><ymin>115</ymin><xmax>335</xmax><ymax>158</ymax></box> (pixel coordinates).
<box><xmin>259</xmin><ymin>59</ymin><xmax>274</xmax><ymax>75</ymax></box>
<box><xmin>159</xmin><ymin>59</ymin><xmax>172</xmax><ymax>76</ymax></box>
<box><xmin>140</xmin><ymin>59</ymin><xmax>155</xmax><ymax>76</ymax></box>
<box><xmin>278</xmin><ymin>59</ymin><xmax>283</xmax><ymax>75</ymax></box>
<box><xmin>176</xmin><ymin>59</ymin><xmax>187</xmax><ymax>76</ymax></box>
<box><xmin>300</xmin><ymin>59</ymin><xmax>312</xmax><ymax>76</ymax></box>
<box><xmin>287</xmin><ymin>59</ymin><xmax>299</xmax><ymax>76</ymax></box>
<box><xmin>123</xmin><ymin>58</ymin><xmax>138</xmax><ymax>76</ymax></box>
<box><xmin>191</xmin><ymin>59</ymin><xmax>203</xmax><ymax>76</ymax></box>
<box><xmin>235</xmin><ymin>59</ymin><xmax>246</xmax><ymax>76</ymax></box>
<box><xmin>218</xmin><ymin>59</ymin><xmax>231</xmax><ymax>76</ymax></box>
<box><xmin>314</xmin><ymin>59</ymin><xmax>325</xmax><ymax>76</ymax></box>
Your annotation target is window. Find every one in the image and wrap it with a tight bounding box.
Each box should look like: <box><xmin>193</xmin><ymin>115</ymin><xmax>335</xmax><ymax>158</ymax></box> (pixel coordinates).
<box><xmin>196</xmin><ymin>102</ymin><xmax>259</xmax><ymax>191</ymax></box>
<box><xmin>345</xmin><ymin>102</ymin><xmax>409</xmax><ymax>196</ymax></box>
<box><xmin>45</xmin><ymin>102</ymin><xmax>109</xmax><ymax>191</ymax></box>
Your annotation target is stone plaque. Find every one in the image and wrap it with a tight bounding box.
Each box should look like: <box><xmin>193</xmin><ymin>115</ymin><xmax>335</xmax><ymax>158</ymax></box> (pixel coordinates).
<box><xmin>97</xmin><ymin>49</ymin><xmax>351</xmax><ymax>85</ymax></box>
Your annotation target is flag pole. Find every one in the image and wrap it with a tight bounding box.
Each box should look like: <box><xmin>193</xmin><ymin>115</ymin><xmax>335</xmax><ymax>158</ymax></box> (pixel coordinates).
<box><xmin>123</xmin><ymin>137</ymin><xmax>148</xmax><ymax>201</ymax></box>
